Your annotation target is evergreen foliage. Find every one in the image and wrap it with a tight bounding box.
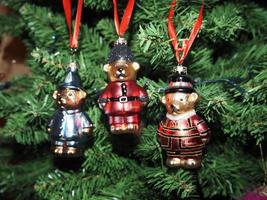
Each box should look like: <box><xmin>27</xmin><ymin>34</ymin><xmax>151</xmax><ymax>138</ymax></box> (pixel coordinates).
<box><xmin>0</xmin><ymin>0</ymin><xmax>266</xmax><ymax>199</ymax></box>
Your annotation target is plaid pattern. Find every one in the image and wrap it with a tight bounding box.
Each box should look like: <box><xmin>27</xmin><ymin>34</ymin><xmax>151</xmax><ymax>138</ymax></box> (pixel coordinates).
<box><xmin>157</xmin><ymin>114</ymin><xmax>210</xmax><ymax>158</ymax></box>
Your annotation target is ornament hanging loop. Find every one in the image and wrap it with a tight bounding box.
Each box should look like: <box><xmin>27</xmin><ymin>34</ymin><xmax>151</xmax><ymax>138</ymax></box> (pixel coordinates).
<box><xmin>172</xmin><ymin>65</ymin><xmax>188</xmax><ymax>75</ymax></box>
<box><xmin>115</xmin><ymin>37</ymin><xmax>128</xmax><ymax>45</ymax></box>
<box><xmin>70</xmin><ymin>47</ymin><xmax>78</xmax><ymax>54</ymax></box>
<box><xmin>69</xmin><ymin>47</ymin><xmax>79</xmax><ymax>65</ymax></box>
<box><xmin>113</xmin><ymin>0</ymin><xmax>135</xmax><ymax>37</ymax></box>
<box><xmin>68</xmin><ymin>61</ymin><xmax>79</xmax><ymax>72</ymax></box>
<box><xmin>168</xmin><ymin>0</ymin><xmax>204</xmax><ymax>65</ymax></box>
<box><xmin>62</xmin><ymin>0</ymin><xmax>83</xmax><ymax>49</ymax></box>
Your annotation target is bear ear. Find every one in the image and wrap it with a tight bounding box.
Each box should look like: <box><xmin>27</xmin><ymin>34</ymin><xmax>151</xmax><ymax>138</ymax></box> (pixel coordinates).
<box><xmin>189</xmin><ymin>92</ymin><xmax>199</xmax><ymax>103</ymax></box>
<box><xmin>103</xmin><ymin>64</ymin><xmax>111</xmax><ymax>72</ymax></box>
<box><xmin>161</xmin><ymin>96</ymin><xmax>166</xmax><ymax>104</ymax></box>
<box><xmin>79</xmin><ymin>89</ymin><xmax>87</xmax><ymax>98</ymax></box>
<box><xmin>53</xmin><ymin>90</ymin><xmax>58</xmax><ymax>100</ymax></box>
<box><xmin>132</xmin><ymin>62</ymin><xmax>140</xmax><ymax>71</ymax></box>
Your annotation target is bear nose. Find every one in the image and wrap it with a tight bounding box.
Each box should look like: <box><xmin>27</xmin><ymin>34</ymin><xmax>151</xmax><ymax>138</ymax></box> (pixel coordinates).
<box><xmin>59</xmin><ymin>97</ymin><xmax>66</xmax><ymax>105</ymax></box>
<box><xmin>171</xmin><ymin>104</ymin><xmax>179</xmax><ymax>110</ymax></box>
<box><xmin>117</xmin><ymin>68</ymin><xmax>125</xmax><ymax>75</ymax></box>
<box><xmin>118</xmin><ymin>68</ymin><xmax>125</xmax><ymax>73</ymax></box>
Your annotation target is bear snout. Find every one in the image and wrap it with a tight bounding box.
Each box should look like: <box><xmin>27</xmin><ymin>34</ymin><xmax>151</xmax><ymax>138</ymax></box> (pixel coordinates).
<box><xmin>116</xmin><ymin>68</ymin><xmax>126</xmax><ymax>77</ymax></box>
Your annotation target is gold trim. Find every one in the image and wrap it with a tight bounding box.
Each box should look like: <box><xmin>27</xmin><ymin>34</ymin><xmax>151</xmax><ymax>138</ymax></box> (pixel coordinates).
<box><xmin>196</xmin><ymin>120</ymin><xmax>204</xmax><ymax>126</ymax></box>
<box><xmin>178</xmin><ymin>153</ymin><xmax>203</xmax><ymax>157</ymax></box>
<box><xmin>187</xmin><ymin>118</ymin><xmax>192</xmax><ymax>127</ymax></box>
<box><xmin>161</xmin><ymin>124</ymin><xmax>197</xmax><ymax>131</ymax></box>
<box><xmin>158</xmin><ymin>129</ymin><xmax>200</xmax><ymax>138</ymax></box>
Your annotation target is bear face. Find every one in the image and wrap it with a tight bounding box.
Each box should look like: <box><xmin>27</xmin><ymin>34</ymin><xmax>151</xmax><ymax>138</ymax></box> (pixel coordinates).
<box><xmin>53</xmin><ymin>87</ymin><xmax>87</xmax><ymax>109</ymax></box>
<box><xmin>104</xmin><ymin>60</ymin><xmax>140</xmax><ymax>82</ymax></box>
<box><xmin>162</xmin><ymin>92</ymin><xmax>199</xmax><ymax>115</ymax></box>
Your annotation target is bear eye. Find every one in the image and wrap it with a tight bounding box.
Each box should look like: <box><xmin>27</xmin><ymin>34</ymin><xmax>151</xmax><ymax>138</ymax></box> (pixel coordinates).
<box><xmin>180</xmin><ymin>98</ymin><xmax>183</xmax><ymax>101</ymax></box>
<box><xmin>68</xmin><ymin>92</ymin><xmax>73</xmax><ymax>96</ymax></box>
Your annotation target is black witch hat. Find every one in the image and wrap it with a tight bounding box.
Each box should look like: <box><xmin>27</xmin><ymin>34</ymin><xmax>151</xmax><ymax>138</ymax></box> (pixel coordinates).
<box><xmin>59</xmin><ymin>63</ymin><xmax>82</xmax><ymax>90</ymax></box>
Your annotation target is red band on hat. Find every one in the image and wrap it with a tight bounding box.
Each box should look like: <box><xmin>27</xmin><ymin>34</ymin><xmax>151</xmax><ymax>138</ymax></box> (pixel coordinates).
<box><xmin>169</xmin><ymin>81</ymin><xmax>193</xmax><ymax>88</ymax></box>
<box><xmin>168</xmin><ymin>0</ymin><xmax>204</xmax><ymax>64</ymax></box>
<box><xmin>113</xmin><ymin>0</ymin><xmax>135</xmax><ymax>37</ymax></box>
<box><xmin>62</xmin><ymin>0</ymin><xmax>83</xmax><ymax>49</ymax></box>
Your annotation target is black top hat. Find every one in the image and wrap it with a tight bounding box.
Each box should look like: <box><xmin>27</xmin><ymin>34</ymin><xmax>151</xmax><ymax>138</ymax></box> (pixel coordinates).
<box><xmin>108</xmin><ymin>43</ymin><xmax>134</xmax><ymax>64</ymax></box>
<box><xmin>165</xmin><ymin>73</ymin><xmax>195</xmax><ymax>94</ymax></box>
<box><xmin>58</xmin><ymin>63</ymin><xmax>82</xmax><ymax>90</ymax></box>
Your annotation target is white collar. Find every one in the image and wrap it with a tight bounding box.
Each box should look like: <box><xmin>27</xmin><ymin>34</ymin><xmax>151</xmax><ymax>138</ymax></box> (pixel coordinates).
<box><xmin>166</xmin><ymin>110</ymin><xmax>196</xmax><ymax>121</ymax></box>
<box><xmin>62</xmin><ymin>109</ymin><xmax>81</xmax><ymax>114</ymax></box>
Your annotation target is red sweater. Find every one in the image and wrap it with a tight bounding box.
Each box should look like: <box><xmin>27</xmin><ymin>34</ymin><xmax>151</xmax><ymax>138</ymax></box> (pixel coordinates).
<box><xmin>98</xmin><ymin>80</ymin><xmax>148</xmax><ymax>124</ymax></box>
<box><xmin>98</xmin><ymin>80</ymin><xmax>148</xmax><ymax>115</ymax></box>
<box><xmin>157</xmin><ymin>113</ymin><xmax>210</xmax><ymax>157</ymax></box>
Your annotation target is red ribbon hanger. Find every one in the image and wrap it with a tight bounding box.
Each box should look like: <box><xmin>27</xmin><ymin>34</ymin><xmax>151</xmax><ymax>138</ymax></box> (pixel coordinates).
<box><xmin>168</xmin><ymin>0</ymin><xmax>204</xmax><ymax>65</ymax></box>
<box><xmin>62</xmin><ymin>0</ymin><xmax>83</xmax><ymax>49</ymax></box>
<box><xmin>113</xmin><ymin>0</ymin><xmax>135</xmax><ymax>37</ymax></box>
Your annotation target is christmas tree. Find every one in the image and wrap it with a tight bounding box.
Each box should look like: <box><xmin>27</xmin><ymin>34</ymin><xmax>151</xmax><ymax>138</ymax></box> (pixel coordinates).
<box><xmin>0</xmin><ymin>0</ymin><xmax>266</xmax><ymax>199</ymax></box>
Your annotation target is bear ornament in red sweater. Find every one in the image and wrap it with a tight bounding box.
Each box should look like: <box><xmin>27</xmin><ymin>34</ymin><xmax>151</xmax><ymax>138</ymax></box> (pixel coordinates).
<box><xmin>98</xmin><ymin>38</ymin><xmax>148</xmax><ymax>135</ymax></box>
<box><xmin>157</xmin><ymin>73</ymin><xmax>210</xmax><ymax>169</ymax></box>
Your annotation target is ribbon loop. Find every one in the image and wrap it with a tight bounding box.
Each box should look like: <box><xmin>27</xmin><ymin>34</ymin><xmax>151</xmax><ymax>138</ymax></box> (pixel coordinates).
<box><xmin>62</xmin><ymin>0</ymin><xmax>83</xmax><ymax>49</ymax></box>
<box><xmin>168</xmin><ymin>0</ymin><xmax>204</xmax><ymax>64</ymax></box>
<box><xmin>113</xmin><ymin>0</ymin><xmax>135</xmax><ymax>37</ymax></box>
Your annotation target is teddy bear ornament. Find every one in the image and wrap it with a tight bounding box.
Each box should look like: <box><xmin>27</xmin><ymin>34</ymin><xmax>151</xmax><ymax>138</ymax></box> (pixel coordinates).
<box><xmin>157</xmin><ymin>66</ymin><xmax>210</xmax><ymax>169</ymax></box>
<box><xmin>48</xmin><ymin>63</ymin><xmax>93</xmax><ymax>157</ymax></box>
<box><xmin>98</xmin><ymin>38</ymin><xmax>148</xmax><ymax>135</ymax></box>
